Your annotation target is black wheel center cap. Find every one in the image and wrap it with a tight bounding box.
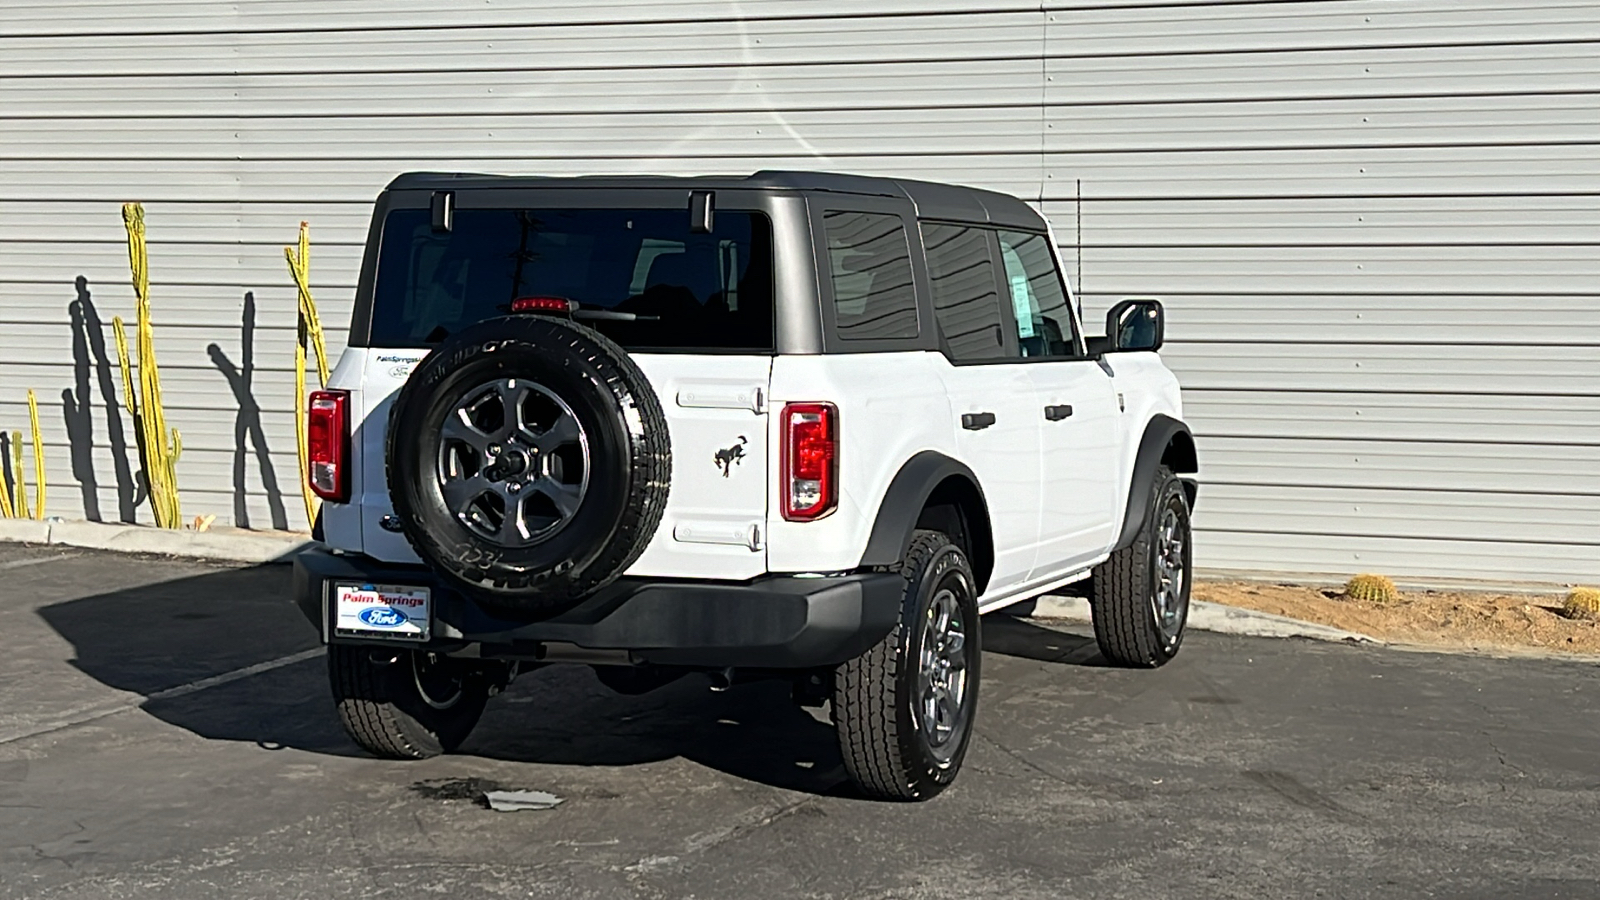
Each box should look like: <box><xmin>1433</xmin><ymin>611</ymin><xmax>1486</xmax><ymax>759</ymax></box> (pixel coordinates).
<box><xmin>496</xmin><ymin>447</ymin><xmax>532</xmax><ymax>478</ymax></box>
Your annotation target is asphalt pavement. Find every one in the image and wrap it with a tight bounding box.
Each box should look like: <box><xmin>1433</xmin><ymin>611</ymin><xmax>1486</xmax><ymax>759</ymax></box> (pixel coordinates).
<box><xmin>0</xmin><ymin>543</ymin><xmax>1597</xmax><ymax>899</ymax></box>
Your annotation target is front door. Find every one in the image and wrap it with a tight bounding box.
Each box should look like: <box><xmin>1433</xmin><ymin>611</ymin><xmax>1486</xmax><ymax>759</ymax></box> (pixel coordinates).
<box><xmin>994</xmin><ymin>229</ymin><xmax>1122</xmax><ymax>579</ymax></box>
<box><xmin>1028</xmin><ymin>360</ymin><xmax>1121</xmax><ymax>575</ymax></box>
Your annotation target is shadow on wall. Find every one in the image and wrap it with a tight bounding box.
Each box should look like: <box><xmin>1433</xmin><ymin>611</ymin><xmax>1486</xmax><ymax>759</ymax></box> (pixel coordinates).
<box><xmin>62</xmin><ymin>275</ymin><xmax>141</xmax><ymax>522</ymax></box>
<box><xmin>0</xmin><ymin>432</ymin><xmax>13</xmax><ymax>509</ymax></box>
<box><xmin>208</xmin><ymin>292</ymin><xmax>289</xmax><ymax>530</ymax></box>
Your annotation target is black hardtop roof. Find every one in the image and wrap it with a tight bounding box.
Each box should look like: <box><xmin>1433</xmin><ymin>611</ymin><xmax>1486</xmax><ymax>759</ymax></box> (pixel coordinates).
<box><xmin>385</xmin><ymin>170</ymin><xmax>1047</xmax><ymax>231</ymax></box>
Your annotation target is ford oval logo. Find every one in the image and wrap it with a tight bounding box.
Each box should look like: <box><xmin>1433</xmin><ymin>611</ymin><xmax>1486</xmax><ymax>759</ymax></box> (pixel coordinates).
<box><xmin>358</xmin><ymin>606</ymin><xmax>408</xmax><ymax>628</ymax></box>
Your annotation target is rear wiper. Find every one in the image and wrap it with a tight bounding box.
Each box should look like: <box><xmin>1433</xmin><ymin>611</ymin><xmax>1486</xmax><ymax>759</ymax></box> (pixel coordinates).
<box><xmin>573</xmin><ymin>309</ymin><xmax>659</xmax><ymax>322</ymax></box>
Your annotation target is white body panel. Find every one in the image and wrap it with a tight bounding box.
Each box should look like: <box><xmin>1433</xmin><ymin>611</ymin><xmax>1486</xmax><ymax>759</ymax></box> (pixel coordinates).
<box><xmin>764</xmin><ymin>352</ymin><xmax>952</xmax><ymax>577</ymax></box>
<box><xmin>354</xmin><ymin>348</ymin><xmax>429</xmax><ymax>563</ymax></box>
<box><xmin>1102</xmin><ymin>351</ymin><xmax>1186</xmax><ymax>542</ymax></box>
<box><xmin>623</xmin><ymin>355</ymin><xmax>771</xmax><ymax>580</ymax></box>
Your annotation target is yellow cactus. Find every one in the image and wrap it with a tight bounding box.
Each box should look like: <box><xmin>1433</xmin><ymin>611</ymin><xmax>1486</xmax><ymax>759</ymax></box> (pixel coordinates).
<box><xmin>119</xmin><ymin>203</ymin><xmax>183</xmax><ymax>528</ymax></box>
<box><xmin>27</xmin><ymin>389</ymin><xmax>44</xmax><ymax>520</ymax></box>
<box><xmin>287</xmin><ymin>221</ymin><xmax>331</xmax><ymax>529</ymax></box>
<box><xmin>1564</xmin><ymin>587</ymin><xmax>1600</xmax><ymax>622</ymax></box>
<box><xmin>1344</xmin><ymin>573</ymin><xmax>1399</xmax><ymax>604</ymax></box>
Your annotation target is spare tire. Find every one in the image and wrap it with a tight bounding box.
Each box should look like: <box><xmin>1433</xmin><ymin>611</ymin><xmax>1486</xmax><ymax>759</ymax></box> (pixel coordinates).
<box><xmin>387</xmin><ymin>315</ymin><xmax>670</xmax><ymax>616</ymax></box>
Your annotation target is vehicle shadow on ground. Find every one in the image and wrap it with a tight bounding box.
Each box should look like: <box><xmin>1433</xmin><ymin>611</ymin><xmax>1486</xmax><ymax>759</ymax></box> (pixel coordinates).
<box><xmin>981</xmin><ymin>613</ymin><xmax>1107</xmax><ymax>667</ymax></box>
<box><xmin>37</xmin><ymin>561</ymin><xmax>1106</xmax><ymax>797</ymax></box>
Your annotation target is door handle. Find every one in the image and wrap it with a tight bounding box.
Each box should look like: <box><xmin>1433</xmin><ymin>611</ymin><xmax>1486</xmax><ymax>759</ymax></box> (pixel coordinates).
<box><xmin>961</xmin><ymin>412</ymin><xmax>996</xmax><ymax>431</ymax></box>
<box><xmin>1044</xmin><ymin>404</ymin><xmax>1074</xmax><ymax>421</ymax></box>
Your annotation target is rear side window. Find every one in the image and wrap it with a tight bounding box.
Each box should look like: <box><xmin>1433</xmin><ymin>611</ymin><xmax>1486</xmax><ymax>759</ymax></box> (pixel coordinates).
<box><xmin>922</xmin><ymin>224</ymin><xmax>1005</xmax><ymax>362</ymax></box>
<box><xmin>370</xmin><ymin>208</ymin><xmax>773</xmax><ymax>350</ymax></box>
<box><xmin>997</xmin><ymin>230</ymin><xmax>1078</xmax><ymax>358</ymax></box>
<box><xmin>822</xmin><ymin>211</ymin><xmax>919</xmax><ymax>341</ymax></box>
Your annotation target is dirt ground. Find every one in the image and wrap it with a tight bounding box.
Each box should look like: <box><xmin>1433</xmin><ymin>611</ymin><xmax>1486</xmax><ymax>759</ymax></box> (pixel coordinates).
<box><xmin>1197</xmin><ymin>581</ymin><xmax>1600</xmax><ymax>655</ymax></box>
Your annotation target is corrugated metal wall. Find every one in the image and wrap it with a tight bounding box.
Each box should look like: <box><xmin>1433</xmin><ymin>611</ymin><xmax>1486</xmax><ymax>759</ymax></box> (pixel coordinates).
<box><xmin>1</xmin><ymin>1</ymin><xmax>1595</xmax><ymax>584</ymax></box>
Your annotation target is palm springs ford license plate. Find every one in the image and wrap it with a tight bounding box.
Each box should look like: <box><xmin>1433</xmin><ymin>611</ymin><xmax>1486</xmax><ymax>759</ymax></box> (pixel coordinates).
<box><xmin>334</xmin><ymin>583</ymin><xmax>431</xmax><ymax>641</ymax></box>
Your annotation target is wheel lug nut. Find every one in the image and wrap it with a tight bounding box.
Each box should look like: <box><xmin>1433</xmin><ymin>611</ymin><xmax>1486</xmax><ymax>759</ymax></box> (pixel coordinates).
<box><xmin>507</xmin><ymin>482</ymin><xmax>522</xmax><ymax>494</ymax></box>
<box><xmin>488</xmin><ymin>443</ymin><xmax>502</xmax><ymax>456</ymax></box>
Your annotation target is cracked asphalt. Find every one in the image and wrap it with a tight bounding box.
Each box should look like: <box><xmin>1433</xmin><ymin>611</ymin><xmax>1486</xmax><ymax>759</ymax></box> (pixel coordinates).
<box><xmin>1</xmin><ymin>542</ymin><xmax>1598</xmax><ymax>899</ymax></box>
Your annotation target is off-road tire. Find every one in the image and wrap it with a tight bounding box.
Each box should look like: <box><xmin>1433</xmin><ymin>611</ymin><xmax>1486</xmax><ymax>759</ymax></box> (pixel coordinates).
<box><xmin>328</xmin><ymin>645</ymin><xmax>491</xmax><ymax>759</ymax></box>
<box><xmin>387</xmin><ymin>315</ymin><xmax>670</xmax><ymax>617</ymax></box>
<box><xmin>834</xmin><ymin>530</ymin><xmax>981</xmax><ymax>801</ymax></box>
<box><xmin>1090</xmin><ymin>465</ymin><xmax>1192</xmax><ymax>668</ymax></box>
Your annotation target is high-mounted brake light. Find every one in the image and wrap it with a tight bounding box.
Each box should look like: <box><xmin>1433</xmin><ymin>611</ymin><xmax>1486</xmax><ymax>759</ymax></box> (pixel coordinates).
<box><xmin>307</xmin><ymin>389</ymin><xmax>349</xmax><ymax>502</ymax></box>
<box><xmin>781</xmin><ymin>402</ymin><xmax>837</xmax><ymax>521</ymax></box>
<box><xmin>510</xmin><ymin>296</ymin><xmax>575</xmax><ymax>315</ymax></box>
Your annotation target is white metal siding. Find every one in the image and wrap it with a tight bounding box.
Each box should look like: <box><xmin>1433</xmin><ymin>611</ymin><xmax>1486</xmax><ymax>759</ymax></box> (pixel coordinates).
<box><xmin>0</xmin><ymin>0</ymin><xmax>1595</xmax><ymax>585</ymax></box>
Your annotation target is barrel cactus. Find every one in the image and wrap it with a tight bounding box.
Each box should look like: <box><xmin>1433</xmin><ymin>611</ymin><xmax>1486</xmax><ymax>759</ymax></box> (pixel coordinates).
<box><xmin>1344</xmin><ymin>573</ymin><xmax>1399</xmax><ymax>605</ymax></box>
<box><xmin>1564</xmin><ymin>587</ymin><xmax>1600</xmax><ymax>622</ymax></box>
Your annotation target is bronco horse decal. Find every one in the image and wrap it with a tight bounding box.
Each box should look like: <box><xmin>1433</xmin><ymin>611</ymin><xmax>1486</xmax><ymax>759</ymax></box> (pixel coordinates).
<box><xmin>714</xmin><ymin>436</ymin><xmax>748</xmax><ymax>477</ymax></box>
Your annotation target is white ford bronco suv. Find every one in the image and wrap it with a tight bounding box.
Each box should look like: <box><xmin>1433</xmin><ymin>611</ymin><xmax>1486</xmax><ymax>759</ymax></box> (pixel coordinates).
<box><xmin>292</xmin><ymin>171</ymin><xmax>1197</xmax><ymax>801</ymax></box>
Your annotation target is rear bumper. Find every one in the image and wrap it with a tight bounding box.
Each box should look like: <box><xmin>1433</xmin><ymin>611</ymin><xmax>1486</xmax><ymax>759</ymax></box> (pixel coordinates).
<box><xmin>292</xmin><ymin>547</ymin><xmax>903</xmax><ymax>669</ymax></box>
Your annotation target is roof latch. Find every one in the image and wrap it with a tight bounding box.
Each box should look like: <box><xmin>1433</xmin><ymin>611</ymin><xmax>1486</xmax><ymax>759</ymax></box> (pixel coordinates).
<box><xmin>689</xmin><ymin>190</ymin><xmax>714</xmax><ymax>234</ymax></box>
<box><xmin>430</xmin><ymin>191</ymin><xmax>454</xmax><ymax>233</ymax></box>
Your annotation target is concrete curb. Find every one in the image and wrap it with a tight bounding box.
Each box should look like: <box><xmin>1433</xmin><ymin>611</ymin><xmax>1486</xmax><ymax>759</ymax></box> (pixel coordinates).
<box><xmin>1029</xmin><ymin>595</ymin><xmax>1378</xmax><ymax>645</ymax></box>
<box><xmin>0</xmin><ymin>518</ymin><xmax>311</xmax><ymax>564</ymax></box>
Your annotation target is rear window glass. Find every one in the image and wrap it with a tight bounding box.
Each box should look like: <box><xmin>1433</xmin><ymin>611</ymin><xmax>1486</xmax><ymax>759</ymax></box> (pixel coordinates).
<box><xmin>823</xmin><ymin>210</ymin><xmax>919</xmax><ymax>341</ymax></box>
<box><xmin>370</xmin><ymin>208</ymin><xmax>773</xmax><ymax>350</ymax></box>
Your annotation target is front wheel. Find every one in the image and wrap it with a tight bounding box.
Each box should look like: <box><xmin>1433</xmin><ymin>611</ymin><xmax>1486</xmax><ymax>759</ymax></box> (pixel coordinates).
<box><xmin>1090</xmin><ymin>465</ymin><xmax>1193</xmax><ymax>667</ymax></box>
<box><xmin>833</xmin><ymin>530</ymin><xmax>982</xmax><ymax>801</ymax></box>
<box><xmin>328</xmin><ymin>645</ymin><xmax>495</xmax><ymax>759</ymax></box>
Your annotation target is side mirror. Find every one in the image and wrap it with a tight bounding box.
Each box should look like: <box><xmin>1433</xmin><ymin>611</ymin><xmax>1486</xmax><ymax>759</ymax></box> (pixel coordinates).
<box><xmin>1105</xmin><ymin>298</ymin><xmax>1164</xmax><ymax>352</ymax></box>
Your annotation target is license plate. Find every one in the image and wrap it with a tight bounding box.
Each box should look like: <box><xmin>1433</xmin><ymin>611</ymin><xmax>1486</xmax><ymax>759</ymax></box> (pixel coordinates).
<box><xmin>333</xmin><ymin>583</ymin><xmax>431</xmax><ymax>642</ymax></box>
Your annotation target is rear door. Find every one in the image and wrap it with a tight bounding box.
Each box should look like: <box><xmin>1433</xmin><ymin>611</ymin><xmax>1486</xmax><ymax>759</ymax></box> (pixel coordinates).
<box><xmin>921</xmin><ymin>222</ymin><xmax>1043</xmax><ymax>598</ymax></box>
<box><xmin>352</xmin><ymin>194</ymin><xmax>777</xmax><ymax>579</ymax></box>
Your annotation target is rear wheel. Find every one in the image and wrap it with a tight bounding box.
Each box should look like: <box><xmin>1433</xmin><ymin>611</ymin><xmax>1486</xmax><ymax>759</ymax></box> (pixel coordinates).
<box><xmin>328</xmin><ymin>645</ymin><xmax>495</xmax><ymax>759</ymax></box>
<box><xmin>1089</xmin><ymin>465</ymin><xmax>1192</xmax><ymax>667</ymax></box>
<box><xmin>833</xmin><ymin>530</ymin><xmax>981</xmax><ymax>801</ymax></box>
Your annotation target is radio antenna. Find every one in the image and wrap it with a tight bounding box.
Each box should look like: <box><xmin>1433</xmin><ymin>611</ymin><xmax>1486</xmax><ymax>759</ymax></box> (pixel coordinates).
<box><xmin>1075</xmin><ymin>178</ymin><xmax>1084</xmax><ymax>318</ymax></box>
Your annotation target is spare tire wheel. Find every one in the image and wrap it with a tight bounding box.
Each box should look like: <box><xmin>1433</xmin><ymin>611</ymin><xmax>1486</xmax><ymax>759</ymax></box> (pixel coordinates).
<box><xmin>387</xmin><ymin>315</ymin><xmax>670</xmax><ymax>616</ymax></box>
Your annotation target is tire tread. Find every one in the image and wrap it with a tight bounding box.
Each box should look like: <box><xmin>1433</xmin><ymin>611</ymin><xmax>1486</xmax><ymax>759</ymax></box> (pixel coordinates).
<box><xmin>1090</xmin><ymin>464</ymin><xmax>1183</xmax><ymax>668</ymax></box>
<box><xmin>327</xmin><ymin>646</ymin><xmax>486</xmax><ymax>759</ymax></box>
<box><xmin>835</xmin><ymin>530</ymin><xmax>962</xmax><ymax>801</ymax></box>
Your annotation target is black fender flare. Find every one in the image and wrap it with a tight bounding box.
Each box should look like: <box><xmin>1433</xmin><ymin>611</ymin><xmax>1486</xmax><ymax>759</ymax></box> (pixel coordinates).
<box><xmin>858</xmin><ymin>451</ymin><xmax>992</xmax><ymax>582</ymax></box>
<box><xmin>1114</xmin><ymin>414</ymin><xmax>1199</xmax><ymax>552</ymax></box>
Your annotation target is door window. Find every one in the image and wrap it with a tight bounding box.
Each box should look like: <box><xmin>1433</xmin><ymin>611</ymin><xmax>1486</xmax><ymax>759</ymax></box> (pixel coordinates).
<box><xmin>996</xmin><ymin>230</ymin><xmax>1078</xmax><ymax>358</ymax></box>
<box><xmin>922</xmin><ymin>223</ymin><xmax>1007</xmax><ymax>362</ymax></box>
<box><xmin>823</xmin><ymin>211</ymin><xmax>919</xmax><ymax>341</ymax></box>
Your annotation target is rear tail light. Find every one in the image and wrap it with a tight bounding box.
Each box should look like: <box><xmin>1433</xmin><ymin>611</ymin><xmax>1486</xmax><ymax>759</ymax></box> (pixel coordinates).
<box><xmin>781</xmin><ymin>402</ymin><xmax>837</xmax><ymax>521</ymax></box>
<box><xmin>307</xmin><ymin>390</ymin><xmax>349</xmax><ymax>502</ymax></box>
